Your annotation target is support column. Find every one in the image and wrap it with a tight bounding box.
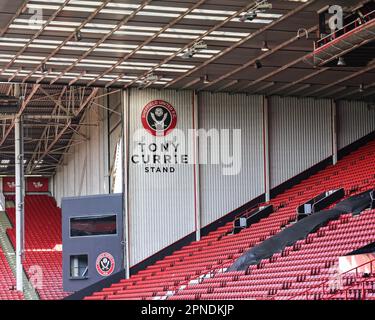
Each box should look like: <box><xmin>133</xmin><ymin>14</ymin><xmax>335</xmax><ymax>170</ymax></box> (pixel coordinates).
<box><xmin>192</xmin><ymin>91</ymin><xmax>201</xmax><ymax>241</ymax></box>
<box><xmin>122</xmin><ymin>89</ymin><xmax>130</xmax><ymax>279</ymax></box>
<box><xmin>332</xmin><ymin>100</ymin><xmax>338</xmax><ymax>165</ymax></box>
<box><xmin>263</xmin><ymin>96</ymin><xmax>271</xmax><ymax>202</ymax></box>
<box><xmin>103</xmin><ymin>88</ymin><xmax>110</xmax><ymax>194</ymax></box>
<box><xmin>15</xmin><ymin>116</ymin><xmax>24</xmax><ymax>292</ymax></box>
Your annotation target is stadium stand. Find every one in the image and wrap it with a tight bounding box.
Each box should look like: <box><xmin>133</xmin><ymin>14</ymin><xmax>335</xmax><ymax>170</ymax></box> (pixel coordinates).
<box><xmin>85</xmin><ymin>139</ymin><xmax>375</xmax><ymax>300</ymax></box>
<box><xmin>0</xmin><ymin>247</ymin><xmax>23</xmax><ymax>300</ymax></box>
<box><xmin>5</xmin><ymin>195</ymin><xmax>69</xmax><ymax>300</ymax></box>
<box><xmin>0</xmin><ymin>0</ymin><xmax>374</xmax><ymax>303</ymax></box>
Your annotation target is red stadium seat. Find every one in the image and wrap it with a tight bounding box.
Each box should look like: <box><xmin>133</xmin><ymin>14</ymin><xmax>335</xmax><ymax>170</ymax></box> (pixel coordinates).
<box><xmin>5</xmin><ymin>195</ymin><xmax>71</xmax><ymax>300</ymax></box>
<box><xmin>85</xmin><ymin>140</ymin><xmax>375</xmax><ymax>300</ymax></box>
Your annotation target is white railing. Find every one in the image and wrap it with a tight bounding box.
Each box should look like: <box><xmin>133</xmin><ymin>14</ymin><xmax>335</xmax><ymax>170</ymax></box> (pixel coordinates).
<box><xmin>0</xmin><ymin>193</ymin><xmax>5</xmax><ymax>211</ymax></box>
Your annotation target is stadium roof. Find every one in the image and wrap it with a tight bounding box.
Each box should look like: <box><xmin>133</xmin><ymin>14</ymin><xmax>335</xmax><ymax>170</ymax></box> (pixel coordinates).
<box><xmin>0</xmin><ymin>0</ymin><xmax>374</xmax><ymax>176</ymax></box>
<box><xmin>0</xmin><ymin>0</ymin><xmax>373</xmax><ymax>97</ymax></box>
<box><xmin>0</xmin><ymin>83</ymin><xmax>99</xmax><ymax>176</ymax></box>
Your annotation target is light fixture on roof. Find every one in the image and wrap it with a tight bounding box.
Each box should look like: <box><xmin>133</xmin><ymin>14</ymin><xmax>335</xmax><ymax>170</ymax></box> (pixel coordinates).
<box><xmin>337</xmin><ymin>56</ymin><xmax>346</xmax><ymax>66</ymax></box>
<box><xmin>74</xmin><ymin>29</ymin><xmax>82</xmax><ymax>41</ymax></box>
<box><xmin>255</xmin><ymin>60</ymin><xmax>263</xmax><ymax>69</ymax></box>
<box><xmin>194</xmin><ymin>40</ymin><xmax>208</xmax><ymax>51</ymax></box>
<box><xmin>202</xmin><ymin>74</ymin><xmax>210</xmax><ymax>84</ymax></box>
<box><xmin>240</xmin><ymin>0</ymin><xmax>272</xmax><ymax>22</ymax></box>
<box><xmin>359</xmin><ymin>83</ymin><xmax>364</xmax><ymax>93</ymax></box>
<box><xmin>0</xmin><ymin>94</ymin><xmax>20</xmax><ymax>114</ymax></box>
<box><xmin>182</xmin><ymin>48</ymin><xmax>195</xmax><ymax>59</ymax></box>
<box><xmin>256</xmin><ymin>1</ymin><xmax>273</xmax><ymax>10</ymax></box>
<box><xmin>138</xmin><ymin>73</ymin><xmax>160</xmax><ymax>88</ymax></box>
<box><xmin>240</xmin><ymin>11</ymin><xmax>258</xmax><ymax>22</ymax></box>
<box><xmin>41</xmin><ymin>63</ymin><xmax>48</xmax><ymax>74</ymax></box>
<box><xmin>182</xmin><ymin>41</ymin><xmax>208</xmax><ymax>59</ymax></box>
<box><xmin>145</xmin><ymin>73</ymin><xmax>159</xmax><ymax>82</ymax></box>
<box><xmin>261</xmin><ymin>41</ymin><xmax>270</xmax><ymax>52</ymax></box>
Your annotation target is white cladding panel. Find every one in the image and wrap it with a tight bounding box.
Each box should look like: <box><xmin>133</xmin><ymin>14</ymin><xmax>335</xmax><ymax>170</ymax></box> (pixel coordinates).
<box><xmin>198</xmin><ymin>92</ymin><xmax>264</xmax><ymax>227</ymax></box>
<box><xmin>337</xmin><ymin>100</ymin><xmax>375</xmax><ymax>149</ymax></box>
<box><xmin>50</xmin><ymin>88</ymin><xmax>375</xmax><ymax>267</ymax></box>
<box><xmin>108</xmin><ymin>90</ymin><xmax>123</xmax><ymax>191</ymax></box>
<box><xmin>127</xmin><ymin>88</ymin><xmax>195</xmax><ymax>266</ymax></box>
<box><xmin>269</xmin><ymin>96</ymin><xmax>332</xmax><ymax>188</ymax></box>
<box><xmin>109</xmin><ymin>90</ymin><xmax>123</xmax><ymax>159</ymax></box>
<box><xmin>52</xmin><ymin>94</ymin><xmax>110</xmax><ymax>205</ymax></box>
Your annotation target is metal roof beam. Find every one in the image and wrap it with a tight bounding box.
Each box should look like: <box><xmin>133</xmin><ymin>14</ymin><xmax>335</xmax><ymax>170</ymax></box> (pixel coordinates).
<box><xmin>320</xmin><ymin>86</ymin><xmax>348</xmax><ymax>98</ymax></box>
<box><xmin>336</xmin><ymin>81</ymin><xmax>375</xmax><ymax>100</ymax></box>
<box><xmin>305</xmin><ymin>63</ymin><xmax>375</xmax><ymax>96</ymax></box>
<box><xmin>214</xmin><ymin>80</ymin><xmax>240</xmax><ymax>93</ymax></box>
<box><xmin>0</xmin><ymin>84</ymin><xmax>40</xmax><ymax>146</ymax></box>
<box><xmin>55</xmin><ymin>97</ymin><xmax>98</xmax><ymax>168</ymax></box>
<box><xmin>124</xmin><ymin>1</ymin><xmax>261</xmax><ymax>89</ymax></box>
<box><xmin>26</xmin><ymin>87</ymin><xmax>98</xmax><ymax>173</ymax></box>
<box><xmin>168</xmin><ymin>0</ymin><xmax>317</xmax><ymax>90</ymax></box>
<box><xmin>230</xmin><ymin>0</ymin><xmax>372</xmax><ymax>94</ymax></box>
<box><xmin>22</xmin><ymin>0</ymin><xmax>112</xmax><ymax>84</ymax></box>
<box><xmin>181</xmin><ymin>78</ymin><xmax>201</xmax><ymax>90</ymax></box>
<box><xmin>38</xmin><ymin>86</ymin><xmax>70</xmax><ymax>115</ymax></box>
<box><xmin>267</xmin><ymin>68</ymin><xmax>329</xmax><ymax>96</ymax></box>
<box><xmin>0</xmin><ymin>1</ymin><xmax>28</xmax><ymax>37</ymax></box>
<box><xmin>50</xmin><ymin>0</ymin><xmax>152</xmax><ymax>85</ymax></box>
<box><xmin>87</xmin><ymin>0</ymin><xmax>207</xmax><ymax>87</ymax></box>
<box><xmin>26</xmin><ymin>86</ymin><xmax>67</xmax><ymax>173</ymax></box>
<box><xmin>73</xmin><ymin>88</ymin><xmax>99</xmax><ymax>117</ymax></box>
<box><xmin>27</xmin><ymin>120</ymin><xmax>71</xmax><ymax>174</ymax></box>
<box><xmin>287</xmin><ymin>84</ymin><xmax>312</xmax><ymax>96</ymax></box>
<box><xmin>248</xmin><ymin>81</ymin><xmax>275</xmax><ymax>94</ymax></box>
<box><xmin>0</xmin><ymin>0</ymin><xmax>70</xmax><ymax>75</ymax></box>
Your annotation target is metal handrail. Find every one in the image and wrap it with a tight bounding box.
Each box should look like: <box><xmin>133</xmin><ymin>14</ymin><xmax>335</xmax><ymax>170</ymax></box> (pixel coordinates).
<box><xmin>315</xmin><ymin>10</ymin><xmax>375</xmax><ymax>49</ymax></box>
<box><xmin>289</xmin><ymin>258</ymin><xmax>375</xmax><ymax>300</ymax></box>
<box><xmin>323</xmin><ymin>275</ymin><xmax>374</xmax><ymax>300</ymax></box>
<box><xmin>0</xmin><ymin>193</ymin><xmax>5</xmax><ymax>211</ymax></box>
<box><xmin>233</xmin><ymin>204</ymin><xmax>259</xmax><ymax>221</ymax></box>
<box><xmin>165</xmin><ymin>256</ymin><xmax>237</xmax><ymax>299</ymax></box>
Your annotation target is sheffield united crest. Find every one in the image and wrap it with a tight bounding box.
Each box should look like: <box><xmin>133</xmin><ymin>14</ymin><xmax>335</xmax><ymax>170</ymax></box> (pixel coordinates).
<box><xmin>96</xmin><ymin>252</ymin><xmax>115</xmax><ymax>277</ymax></box>
<box><xmin>141</xmin><ymin>100</ymin><xmax>177</xmax><ymax>136</ymax></box>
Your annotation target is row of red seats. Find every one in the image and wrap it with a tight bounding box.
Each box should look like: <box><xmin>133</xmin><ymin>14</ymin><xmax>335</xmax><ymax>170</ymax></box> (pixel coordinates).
<box><xmin>0</xmin><ymin>246</ymin><xmax>23</xmax><ymax>300</ymax></box>
<box><xmin>85</xmin><ymin>140</ymin><xmax>375</xmax><ymax>300</ymax></box>
<box><xmin>5</xmin><ymin>195</ymin><xmax>70</xmax><ymax>300</ymax></box>
<box><xmin>169</xmin><ymin>210</ymin><xmax>375</xmax><ymax>300</ymax></box>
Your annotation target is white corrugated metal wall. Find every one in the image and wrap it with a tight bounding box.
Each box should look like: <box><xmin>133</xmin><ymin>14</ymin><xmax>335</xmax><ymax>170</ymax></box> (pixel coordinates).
<box><xmin>127</xmin><ymin>88</ymin><xmax>196</xmax><ymax>266</ymax></box>
<box><xmin>108</xmin><ymin>90</ymin><xmax>123</xmax><ymax>192</ymax></box>
<box><xmin>337</xmin><ymin>100</ymin><xmax>375</xmax><ymax>149</ymax></box>
<box><xmin>52</xmin><ymin>90</ymin><xmax>114</xmax><ymax>205</ymax></box>
<box><xmin>49</xmin><ymin>89</ymin><xmax>374</xmax><ymax>267</ymax></box>
<box><xmin>198</xmin><ymin>92</ymin><xmax>264</xmax><ymax>226</ymax></box>
<box><xmin>269</xmin><ymin>96</ymin><xmax>332</xmax><ymax>188</ymax></box>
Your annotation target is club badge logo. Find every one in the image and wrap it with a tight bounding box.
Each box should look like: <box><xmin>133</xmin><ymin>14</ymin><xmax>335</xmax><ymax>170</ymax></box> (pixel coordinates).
<box><xmin>7</xmin><ymin>182</ymin><xmax>15</xmax><ymax>189</ymax></box>
<box><xmin>141</xmin><ymin>100</ymin><xmax>177</xmax><ymax>136</ymax></box>
<box><xmin>96</xmin><ymin>252</ymin><xmax>115</xmax><ymax>277</ymax></box>
<box><xmin>33</xmin><ymin>182</ymin><xmax>43</xmax><ymax>189</ymax></box>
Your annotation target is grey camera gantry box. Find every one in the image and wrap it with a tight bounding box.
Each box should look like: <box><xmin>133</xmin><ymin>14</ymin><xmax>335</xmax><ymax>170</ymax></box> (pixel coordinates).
<box><xmin>62</xmin><ymin>194</ymin><xmax>124</xmax><ymax>292</ymax></box>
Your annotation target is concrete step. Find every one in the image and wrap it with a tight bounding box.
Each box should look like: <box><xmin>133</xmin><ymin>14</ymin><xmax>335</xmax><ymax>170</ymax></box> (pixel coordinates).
<box><xmin>6</xmin><ymin>201</ymin><xmax>15</xmax><ymax>208</ymax></box>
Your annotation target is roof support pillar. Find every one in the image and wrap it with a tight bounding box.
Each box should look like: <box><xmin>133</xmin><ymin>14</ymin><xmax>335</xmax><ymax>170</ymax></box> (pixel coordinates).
<box><xmin>122</xmin><ymin>89</ymin><xmax>130</xmax><ymax>279</ymax></box>
<box><xmin>332</xmin><ymin>100</ymin><xmax>338</xmax><ymax>165</ymax></box>
<box><xmin>193</xmin><ymin>91</ymin><xmax>201</xmax><ymax>241</ymax></box>
<box><xmin>15</xmin><ymin>115</ymin><xmax>25</xmax><ymax>292</ymax></box>
<box><xmin>263</xmin><ymin>96</ymin><xmax>271</xmax><ymax>202</ymax></box>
